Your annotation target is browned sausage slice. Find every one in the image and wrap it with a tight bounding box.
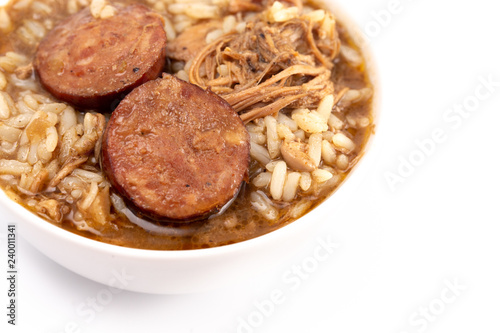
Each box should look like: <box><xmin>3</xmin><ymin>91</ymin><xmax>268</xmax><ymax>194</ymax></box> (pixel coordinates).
<box><xmin>101</xmin><ymin>75</ymin><xmax>250</xmax><ymax>222</ymax></box>
<box><xmin>34</xmin><ymin>4</ymin><xmax>166</xmax><ymax>110</ymax></box>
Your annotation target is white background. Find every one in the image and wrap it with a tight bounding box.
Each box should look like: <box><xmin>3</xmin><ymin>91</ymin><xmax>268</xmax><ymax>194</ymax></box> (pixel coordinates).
<box><xmin>1</xmin><ymin>0</ymin><xmax>500</xmax><ymax>332</ymax></box>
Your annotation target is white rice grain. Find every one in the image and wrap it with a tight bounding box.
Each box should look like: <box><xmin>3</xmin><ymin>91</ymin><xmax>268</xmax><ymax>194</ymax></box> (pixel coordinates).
<box><xmin>174</xmin><ymin>20</ymin><xmax>191</xmax><ymax>33</ymax></box>
<box><xmin>16</xmin><ymin>145</ymin><xmax>29</xmax><ymax>162</ymax></box>
<box><xmin>0</xmin><ymin>141</ymin><xmax>17</xmax><ymax>155</ymax></box>
<box><xmin>299</xmin><ymin>172</ymin><xmax>312</xmax><ymax>191</ymax></box>
<box><xmin>293</xmin><ymin>129</ymin><xmax>305</xmax><ymax>141</ymax></box>
<box><xmin>205</xmin><ymin>29</ymin><xmax>223</xmax><ymax>44</ymax></box>
<box><xmin>0</xmin><ymin>124</ymin><xmax>22</xmax><ymax>142</ymax></box>
<box><xmin>250</xmin><ymin>141</ymin><xmax>271</xmax><ymax>166</ymax></box>
<box><xmin>340</xmin><ymin>44</ymin><xmax>363</xmax><ymax>68</ymax></box>
<box><xmin>45</xmin><ymin>159</ymin><xmax>59</xmax><ymax>179</ymax></box>
<box><xmin>0</xmin><ymin>71</ymin><xmax>6</xmax><ymax>91</ymax></box>
<box><xmin>250</xmin><ymin>191</ymin><xmax>278</xmax><ymax>221</ymax></box>
<box><xmin>73</xmin><ymin>212</ymin><xmax>84</xmax><ymax>221</ymax></box>
<box><xmin>358</xmin><ymin>116</ymin><xmax>370</xmax><ymax>128</ymax></box>
<box><xmin>0</xmin><ymin>159</ymin><xmax>32</xmax><ymax>175</ymax></box>
<box><xmin>223</xmin><ymin>15</ymin><xmax>236</xmax><ymax>33</ymax></box>
<box><xmin>72</xmin><ymin>169</ymin><xmax>104</xmax><ymax>183</ymax></box>
<box><xmin>39</xmin><ymin>103</ymin><xmax>67</xmax><ymax>115</ymax></box>
<box><xmin>23</xmin><ymin>94</ymin><xmax>39</xmax><ymax>110</ymax></box>
<box><xmin>265</xmin><ymin>116</ymin><xmax>280</xmax><ymax>159</ymax></box>
<box><xmin>223</xmin><ymin>213</ymin><xmax>238</xmax><ymax>229</ymax></box>
<box><xmin>270</xmin><ymin>161</ymin><xmax>287</xmax><ymax>200</ymax></box>
<box><xmin>151</xmin><ymin>0</ymin><xmax>165</xmax><ymax>11</ymax></box>
<box><xmin>282</xmin><ymin>172</ymin><xmax>301</xmax><ymax>202</ymax></box>
<box><xmin>322</xmin><ymin>169</ymin><xmax>341</xmax><ymax>188</ymax></box>
<box><xmin>32</xmin><ymin>1</ymin><xmax>53</xmax><ymax>14</ymax></box>
<box><xmin>292</xmin><ymin>109</ymin><xmax>328</xmax><ymax>134</ymax></box>
<box><xmin>43</xmin><ymin>18</ymin><xmax>54</xmax><ymax>31</ymax></box>
<box><xmin>268</xmin><ymin>1</ymin><xmax>299</xmax><ymax>23</ymax></box>
<box><xmin>253</xmin><ymin>117</ymin><xmax>265</xmax><ymax>129</ymax></box>
<box><xmin>58</xmin><ymin>176</ymin><xmax>86</xmax><ymax>192</ymax></box>
<box><xmin>184</xmin><ymin>58</ymin><xmax>195</xmax><ymax>72</ymax></box>
<box><xmin>67</xmin><ymin>0</ymin><xmax>79</xmax><ymax>14</ymax></box>
<box><xmin>37</xmin><ymin>142</ymin><xmax>52</xmax><ymax>163</ymax></box>
<box><xmin>0</xmin><ymin>8</ymin><xmax>13</xmax><ymax>33</ymax></box>
<box><xmin>27</xmin><ymin>142</ymin><xmax>39</xmax><ymax>165</ymax></box>
<box><xmin>0</xmin><ymin>92</ymin><xmax>15</xmax><ymax>119</ymax></box>
<box><xmin>321</xmin><ymin>130</ymin><xmax>335</xmax><ymax>141</ymax></box>
<box><xmin>171</xmin><ymin>61</ymin><xmax>185</xmax><ymax>73</ymax></box>
<box><xmin>185</xmin><ymin>4</ymin><xmax>219</xmax><ymax>19</ymax></box>
<box><xmin>213</xmin><ymin>0</ymin><xmax>230</xmax><ymax>7</ymax></box>
<box><xmin>273</xmin><ymin>7</ymin><xmax>299</xmax><ymax>23</ymax></box>
<box><xmin>9</xmin><ymin>79</ymin><xmax>37</xmax><ymax>94</ymax></box>
<box><xmin>17</xmin><ymin>24</ymin><xmax>38</xmax><ymax>46</ymax></box>
<box><xmin>16</xmin><ymin>100</ymin><xmax>37</xmax><ymax>115</ymax></box>
<box><xmin>0</xmin><ymin>53</ymin><xmax>27</xmax><ymax>73</ymax></box>
<box><xmin>277</xmin><ymin>112</ymin><xmax>298</xmax><ymax>131</ymax></box>
<box><xmin>246</xmin><ymin>122</ymin><xmax>265</xmax><ymax>133</ymax></box>
<box><xmin>175</xmin><ymin>70</ymin><xmax>189</xmax><ymax>81</ymax></box>
<box><xmin>312</xmin><ymin>169</ymin><xmax>333</xmax><ymax>183</ymax></box>
<box><xmin>307</xmin><ymin>133</ymin><xmax>322</xmax><ymax>167</ymax></box>
<box><xmin>23</xmin><ymin>20</ymin><xmax>46</xmax><ymax>39</ymax></box>
<box><xmin>45</xmin><ymin>127</ymin><xmax>58</xmax><ymax>152</ymax></box>
<box><xmin>173</xmin><ymin>13</ymin><xmax>190</xmax><ymax>23</ymax></box>
<box><xmin>90</xmin><ymin>0</ymin><xmax>106</xmax><ymax>18</ymax></box>
<box><xmin>332</xmin><ymin>132</ymin><xmax>355</xmax><ymax>152</ymax></box>
<box><xmin>39</xmin><ymin>110</ymin><xmax>57</xmax><ymax>128</ymax></box>
<box><xmin>336</xmin><ymin>154</ymin><xmax>349</xmax><ymax>170</ymax></box>
<box><xmin>249</xmin><ymin>132</ymin><xmax>266</xmax><ymax>145</ymax></box>
<box><xmin>164</xmin><ymin>16</ymin><xmax>177</xmax><ymax>41</ymax></box>
<box><xmin>289</xmin><ymin>200</ymin><xmax>313</xmax><ymax>218</ymax></box>
<box><xmin>71</xmin><ymin>189</ymin><xmax>83</xmax><ymax>199</ymax></box>
<box><xmin>19</xmin><ymin>129</ymin><xmax>29</xmax><ymax>146</ymax></box>
<box><xmin>252</xmin><ymin>172</ymin><xmax>272</xmax><ymax>188</ymax></box>
<box><xmin>110</xmin><ymin>192</ymin><xmax>126</xmax><ymax>211</ymax></box>
<box><xmin>235</xmin><ymin>21</ymin><xmax>246</xmax><ymax>33</ymax></box>
<box><xmin>13</xmin><ymin>0</ymin><xmax>33</xmax><ymax>10</ymax></box>
<box><xmin>328</xmin><ymin>113</ymin><xmax>344</xmax><ymax>131</ymax></box>
<box><xmin>339</xmin><ymin>88</ymin><xmax>372</xmax><ymax>108</ymax></box>
<box><xmin>26</xmin><ymin>93</ymin><xmax>52</xmax><ymax>104</ymax></box>
<box><xmin>303</xmin><ymin>9</ymin><xmax>325</xmax><ymax>22</ymax></box>
<box><xmin>317</xmin><ymin>94</ymin><xmax>334</xmax><ymax>121</ymax></box>
<box><xmin>265</xmin><ymin>160</ymin><xmax>280</xmax><ymax>172</ymax></box>
<box><xmin>276</xmin><ymin>123</ymin><xmax>295</xmax><ymax>141</ymax></box>
<box><xmin>58</xmin><ymin>107</ymin><xmax>77</xmax><ymax>135</ymax></box>
<box><xmin>79</xmin><ymin>181</ymin><xmax>99</xmax><ymax>210</ymax></box>
<box><xmin>168</xmin><ymin>3</ymin><xmax>188</xmax><ymax>14</ymax></box>
<box><xmin>346</xmin><ymin>113</ymin><xmax>370</xmax><ymax>129</ymax></box>
<box><xmin>321</xmin><ymin>139</ymin><xmax>336</xmax><ymax>165</ymax></box>
<box><xmin>100</xmin><ymin>5</ymin><xmax>116</xmax><ymax>19</ymax></box>
<box><xmin>217</xmin><ymin>64</ymin><xmax>229</xmax><ymax>76</ymax></box>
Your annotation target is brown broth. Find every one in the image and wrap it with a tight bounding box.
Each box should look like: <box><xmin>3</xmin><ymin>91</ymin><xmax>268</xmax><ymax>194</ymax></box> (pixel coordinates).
<box><xmin>0</xmin><ymin>0</ymin><xmax>374</xmax><ymax>250</ymax></box>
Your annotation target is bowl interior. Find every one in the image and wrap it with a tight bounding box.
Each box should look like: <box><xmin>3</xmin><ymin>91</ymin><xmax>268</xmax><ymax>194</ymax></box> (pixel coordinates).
<box><xmin>0</xmin><ymin>0</ymin><xmax>380</xmax><ymax>293</ymax></box>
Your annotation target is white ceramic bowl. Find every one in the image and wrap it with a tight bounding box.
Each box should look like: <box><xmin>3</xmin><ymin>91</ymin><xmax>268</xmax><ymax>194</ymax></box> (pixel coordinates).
<box><xmin>0</xmin><ymin>0</ymin><xmax>380</xmax><ymax>294</ymax></box>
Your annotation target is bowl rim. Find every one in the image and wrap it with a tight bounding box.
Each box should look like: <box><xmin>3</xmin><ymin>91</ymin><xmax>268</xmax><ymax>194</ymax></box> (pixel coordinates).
<box><xmin>0</xmin><ymin>0</ymin><xmax>381</xmax><ymax>260</ymax></box>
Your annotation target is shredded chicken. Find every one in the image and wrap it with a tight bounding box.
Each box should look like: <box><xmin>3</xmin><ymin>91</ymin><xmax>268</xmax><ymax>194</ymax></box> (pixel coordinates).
<box><xmin>166</xmin><ymin>21</ymin><xmax>223</xmax><ymax>62</ymax></box>
<box><xmin>36</xmin><ymin>199</ymin><xmax>70</xmax><ymax>223</ymax></box>
<box><xmin>14</xmin><ymin>62</ymin><xmax>33</xmax><ymax>80</ymax></box>
<box><xmin>48</xmin><ymin>155</ymin><xmax>88</xmax><ymax>188</ymax></box>
<box><xmin>48</xmin><ymin>113</ymin><xmax>105</xmax><ymax>188</ymax></box>
<box><xmin>188</xmin><ymin>2</ymin><xmax>341</xmax><ymax>122</ymax></box>
<box><xmin>73</xmin><ymin>112</ymin><xmax>105</xmax><ymax>157</ymax></box>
